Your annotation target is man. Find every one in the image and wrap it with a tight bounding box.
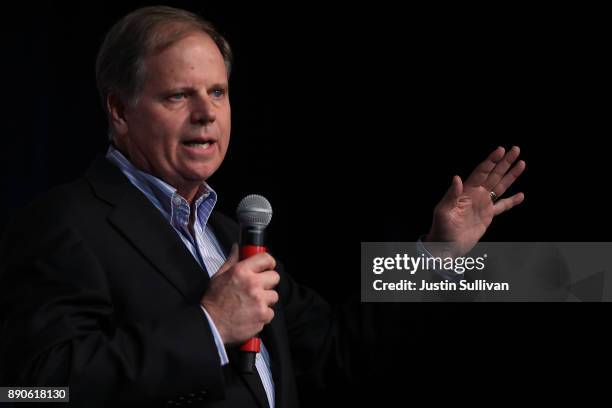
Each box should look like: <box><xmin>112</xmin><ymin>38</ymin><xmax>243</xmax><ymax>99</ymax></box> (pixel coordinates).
<box><xmin>0</xmin><ymin>6</ymin><xmax>525</xmax><ymax>407</ymax></box>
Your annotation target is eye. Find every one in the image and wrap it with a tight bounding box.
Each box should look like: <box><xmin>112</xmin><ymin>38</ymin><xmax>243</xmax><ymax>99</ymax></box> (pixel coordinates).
<box><xmin>168</xmin><ymin>92</ymin><xmax>187</xmax><ymax>101</ymax></box>
<box><xmin>211</xmin><ymin>88</ymin><xmax>226</xmax><ymax>99</ymax></box>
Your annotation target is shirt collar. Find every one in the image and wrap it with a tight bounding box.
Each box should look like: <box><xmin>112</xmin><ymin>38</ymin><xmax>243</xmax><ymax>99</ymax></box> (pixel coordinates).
<box><xmin>105</xmin><ymin>145</ymin><xmax>217</xmax><ymax>230</ymax></box>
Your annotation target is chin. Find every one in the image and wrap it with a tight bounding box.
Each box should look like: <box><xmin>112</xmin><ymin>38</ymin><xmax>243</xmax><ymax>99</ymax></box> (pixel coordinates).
<box><xmin>183</xmin><ymin>167</ymin><xmax>218</xmax><ymax>182</ymax></box>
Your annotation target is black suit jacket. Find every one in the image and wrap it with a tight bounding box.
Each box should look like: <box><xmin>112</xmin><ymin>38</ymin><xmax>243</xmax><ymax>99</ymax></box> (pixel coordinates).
<box><xmin>0</xmin><ymin>157</ymin><xmax>351</xmax><ymax>407</ymax></box>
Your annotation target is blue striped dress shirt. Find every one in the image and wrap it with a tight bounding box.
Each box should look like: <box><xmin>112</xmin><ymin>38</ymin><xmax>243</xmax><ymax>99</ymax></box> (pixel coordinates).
<box><xmin>106</xmin><ymin>146</ymin><xmax>275</xmax><ymax>408</ymax></box>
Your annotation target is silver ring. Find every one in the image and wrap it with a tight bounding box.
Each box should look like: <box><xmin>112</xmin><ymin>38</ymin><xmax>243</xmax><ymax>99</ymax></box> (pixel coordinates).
<box><xmin>490</xmin><ymin>191</ymin><xmax>499</xmax><ymax>203</ymax></box>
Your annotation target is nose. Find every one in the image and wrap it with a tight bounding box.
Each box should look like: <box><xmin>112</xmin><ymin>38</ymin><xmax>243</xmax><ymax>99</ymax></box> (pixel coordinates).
<box><xmin>190</xmin><ymin>94</ymin><xmax>216</xmax><ymax>125</ymax></box>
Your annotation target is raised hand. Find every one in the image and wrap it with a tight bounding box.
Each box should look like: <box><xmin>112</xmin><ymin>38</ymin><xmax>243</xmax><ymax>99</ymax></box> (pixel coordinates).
<box><xmin>425</xmin><ymin>146</ymin><xmax>526</xmax><ymax>256</ymax></box>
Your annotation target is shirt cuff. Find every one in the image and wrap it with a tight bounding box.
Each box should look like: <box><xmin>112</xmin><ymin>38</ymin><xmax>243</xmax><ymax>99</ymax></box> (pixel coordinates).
<box><xmin>200</xmin><ymin>305</ymin><xmax>230</xmax><ymax>366</ymax></box>
<box><xmin>416</xmin><ymin>237</ymin><xmax>464</xmax><ymax>281</ymax></box>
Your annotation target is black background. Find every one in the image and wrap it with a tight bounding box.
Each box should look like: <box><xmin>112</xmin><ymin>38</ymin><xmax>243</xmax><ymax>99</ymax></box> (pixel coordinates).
<box><xmin>1</xmin><ymin>0</ymin><xmax>609</xmax><ymax>400</ymax></box>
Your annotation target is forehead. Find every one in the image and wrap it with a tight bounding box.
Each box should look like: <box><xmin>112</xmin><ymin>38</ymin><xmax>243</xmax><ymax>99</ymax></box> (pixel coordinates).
<box><xmin>142</xmin><ymin>32</ymin><xmax>228</xmax><ymax>88</ymax></box>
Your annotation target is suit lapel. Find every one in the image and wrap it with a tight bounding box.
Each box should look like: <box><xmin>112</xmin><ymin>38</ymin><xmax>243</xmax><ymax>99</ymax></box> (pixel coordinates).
<box><xmin>207</xmin><ymin>212</ymin><xmax>237</xmax><ymax>259</ymax></box>
<box><xmin>86</xmin><ymin>156</ymin><xmax>208</xmax><ymax>304</ymax></box>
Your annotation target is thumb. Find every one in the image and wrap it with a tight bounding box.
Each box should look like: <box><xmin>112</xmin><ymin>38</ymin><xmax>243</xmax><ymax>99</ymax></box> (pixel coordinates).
<box><xmin>216</xmin><ymin>243</ymin><xmax>239</xmax><ymax>276</ymax></box>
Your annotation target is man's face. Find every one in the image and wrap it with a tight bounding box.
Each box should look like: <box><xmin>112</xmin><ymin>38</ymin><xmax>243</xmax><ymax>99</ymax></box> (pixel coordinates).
<box><xmin>118</xmin><ymin>32</ymin><xmax>231</xmax><ymax>197</ymax></box>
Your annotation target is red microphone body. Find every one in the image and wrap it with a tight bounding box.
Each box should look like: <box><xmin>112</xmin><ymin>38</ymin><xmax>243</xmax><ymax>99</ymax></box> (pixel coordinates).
<box><xmin>236</xmin><ymin>195</ymin><xmax>273</xmax><ymax>373</ymax></box>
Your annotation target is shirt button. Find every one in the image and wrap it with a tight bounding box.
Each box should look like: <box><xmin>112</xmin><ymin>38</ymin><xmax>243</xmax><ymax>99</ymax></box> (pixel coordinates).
<box><xmin>173</xmin><ymin>196</ymin><xmax>182</xmax><ymax>206</ymax></box>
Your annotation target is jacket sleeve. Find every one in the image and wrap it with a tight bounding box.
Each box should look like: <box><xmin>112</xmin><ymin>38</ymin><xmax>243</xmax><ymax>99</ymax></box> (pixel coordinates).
<box><xmin>274</xmin><ymin>259</ymin><xmax>363</xmax><ymax>393</ymax></box>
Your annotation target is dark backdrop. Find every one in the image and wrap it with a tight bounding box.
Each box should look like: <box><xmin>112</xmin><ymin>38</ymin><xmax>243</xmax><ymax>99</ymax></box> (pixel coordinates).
<box><xmin>1</xmin><ymin>0</ymin><xmax>608</xmax><ymax>399</ymax></box>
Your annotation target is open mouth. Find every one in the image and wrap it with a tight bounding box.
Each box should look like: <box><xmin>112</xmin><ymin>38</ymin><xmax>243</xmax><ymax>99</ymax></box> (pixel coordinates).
<box><xmin>182</xmin><ymin>139</ymin><xmax>216</xmax><ymax>149</ymax></box>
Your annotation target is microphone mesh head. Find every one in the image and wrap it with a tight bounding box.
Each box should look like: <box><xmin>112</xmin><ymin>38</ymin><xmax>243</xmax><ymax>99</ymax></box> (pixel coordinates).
<box><xmin>236</xmin><ymin>194</ymin><xmax>273</xmax><ymax>228</ymax></box>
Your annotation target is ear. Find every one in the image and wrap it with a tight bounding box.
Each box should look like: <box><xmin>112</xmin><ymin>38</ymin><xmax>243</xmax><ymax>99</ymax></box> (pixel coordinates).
<box><xmin>107</xmin><ymin>93</ymin><xmax>129</xmax><ymax>137</ymax></box>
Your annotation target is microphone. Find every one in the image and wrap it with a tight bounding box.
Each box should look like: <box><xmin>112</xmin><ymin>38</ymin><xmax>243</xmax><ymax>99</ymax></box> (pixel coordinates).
<box><xmin>236</xmin><ymin>194</ymin><xmax>273</xmax><ymax>373</ymax></box>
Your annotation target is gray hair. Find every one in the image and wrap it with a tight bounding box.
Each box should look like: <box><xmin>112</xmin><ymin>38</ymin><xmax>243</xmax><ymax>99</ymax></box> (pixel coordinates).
<box><xmin>95</xmin><ymin>6</ymin><xmax>233</xmax><ymax>140</ymax></box>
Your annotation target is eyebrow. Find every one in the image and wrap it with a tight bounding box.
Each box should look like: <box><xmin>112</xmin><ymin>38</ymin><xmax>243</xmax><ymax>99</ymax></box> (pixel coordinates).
<box><xmin>164</xmin><ymin>83</ymin><xmax>228</xmax><ymax>93</ymax></box>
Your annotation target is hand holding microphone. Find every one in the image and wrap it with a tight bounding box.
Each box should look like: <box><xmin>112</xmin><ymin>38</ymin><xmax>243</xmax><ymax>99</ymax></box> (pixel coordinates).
<box><xmin>200</xmin><ymin>195</ymin><xmax>277</xmax><ymax>373</ymax></box>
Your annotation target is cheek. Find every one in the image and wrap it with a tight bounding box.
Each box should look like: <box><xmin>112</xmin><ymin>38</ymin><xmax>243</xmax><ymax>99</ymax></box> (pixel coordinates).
<box><xmin>219</xmin><ymin>114</ymin><xmax>231</xmax><ymax>149</ymax></box>
<box><xmin>219</xmin><ymin>131</ymin><xmax>230</xmax><ymax>157</ymax></box>
<box><xmin>146</xmin><ymin>118</ymin><xmax>186</xmax><ymax>155</ymax></box>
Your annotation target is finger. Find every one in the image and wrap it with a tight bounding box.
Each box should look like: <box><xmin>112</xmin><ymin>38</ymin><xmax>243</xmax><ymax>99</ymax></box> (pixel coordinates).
<box><xmin>259</xmin><ymin>270</ymin><xmax>280</xmax><ymax>290</ymax></box>
<box><xmin>263</xmin><ymin>289</ymin><xmax>279</xmax><ymax>306</ymax></box>
<box><xmin>216</xmin><ymin>243</ymin><xmax>239</xmax><ymax>275</ymax></box>
<box><xmin>482</xmin><ymin>146</ymin><xmax>521</xmax><ymax>191</ymax></box>
<box><xmin>465</xmin><ymin>147</ymin><xmax>505</xmax><ymax>188</ymax></box>
<box><xmin>492</xmin><ymin>160</ymin><xmax>526</xmax><ymax>197</ymax></box>
<box><xmin>263</xmin><ymin>307</ymin><xmax>275</xmax><ymax>324</ymax></box>
<box><xmin>493</xmin><ymin>192</ymin><xmax>525</xmax><ymax>216</ymax></box>
<box><xmin>441</xmin><ymin>175</ymin><xmax>463</xmax><ymax>205</ymax></box>
<box><xmin>240</xmin><ymin>252</ymin><xmax>277</xmax><ymax>274</ymax></box>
